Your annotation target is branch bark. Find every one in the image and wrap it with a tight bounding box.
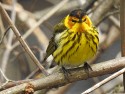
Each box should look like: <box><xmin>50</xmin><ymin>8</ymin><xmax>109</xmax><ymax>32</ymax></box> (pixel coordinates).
<box><xmin>0</xmin><ymin>57</ymin><xmax>125</xmax><ymax>94</ymax></box>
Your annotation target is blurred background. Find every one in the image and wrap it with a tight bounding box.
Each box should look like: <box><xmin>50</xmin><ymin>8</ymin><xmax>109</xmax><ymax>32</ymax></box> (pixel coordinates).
<box><xmin>0</xmin><ymin>0</ymin><xmax>122</xmax><ymax>94</ymax></box>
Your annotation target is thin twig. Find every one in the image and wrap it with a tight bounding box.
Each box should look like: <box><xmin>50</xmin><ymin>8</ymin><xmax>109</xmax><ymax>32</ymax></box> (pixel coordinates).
<box><xmin>0</xmin><ymin>57</ymin><xmax>125</xmax><ymax>93</ymax></box>
<box><xmin>25</xmin><ymin>68</ymin><xmax>40</xmax><ymax>79</ymax></box>
<box><xmin>0</xmin><ymin>69</ymin><xmax>10</xmax><ymax>82</ymax></box>
<box><xmin>109</xmin><ymin>15</ymin><xmax>120</xmax><ymax>29</ymax></box>
<box><xmin>92</xmin><ymin>77</ymin><xmax>104</xmax><ymax>94</ymax></box>
<box><xmin>0</xmin><ymin>26</ymin><xmax>11</xmax><ymax>44</ymax></box>
<box><xmin>0</xmin><ymin>15</ymin><xmax>7</xmax><ymax>44</ymax></box>
<box><xmin>0</xmin><ymin>2</ymin><xmax>49</xmax><ymax>76</ymax></box>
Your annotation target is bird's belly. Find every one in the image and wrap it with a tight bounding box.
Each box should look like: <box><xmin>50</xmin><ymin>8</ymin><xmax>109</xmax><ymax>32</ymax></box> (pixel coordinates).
<box><xmin>62</xmin><ymin>43</ymin><xmax>95</xmax><ymax>67</ymax></box>
<box><xmin>53</xmin><ymin>32</ymin><xmax>96</xmax><ymax>67</ymax></box>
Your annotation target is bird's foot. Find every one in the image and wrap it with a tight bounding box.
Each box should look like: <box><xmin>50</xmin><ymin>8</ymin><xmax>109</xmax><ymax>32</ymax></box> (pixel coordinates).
<box><xmin>83</xmin><ymin>62</ymin><xmax>92</xmax><ymax>78</ymax></box>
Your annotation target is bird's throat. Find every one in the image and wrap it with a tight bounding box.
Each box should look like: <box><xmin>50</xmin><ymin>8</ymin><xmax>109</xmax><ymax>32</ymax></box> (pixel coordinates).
<box><xmin>71</xmin><ymin>23</ymin><xmax>90</xmax><ymax>32</ymax></box>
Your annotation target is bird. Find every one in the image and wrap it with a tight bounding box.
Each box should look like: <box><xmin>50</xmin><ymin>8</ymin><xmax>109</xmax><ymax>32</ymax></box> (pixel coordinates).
<box><xmin>42</xmin><ymin>9</ymin><xmax>99</xmax><ymax>76</ymax></box>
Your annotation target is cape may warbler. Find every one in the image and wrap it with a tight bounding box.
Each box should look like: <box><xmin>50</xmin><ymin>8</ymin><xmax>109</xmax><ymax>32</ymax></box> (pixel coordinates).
<box><xmin>43</xmin><ymin>9</ymin><xmax>99</xmax><ymax>74</ymax></box>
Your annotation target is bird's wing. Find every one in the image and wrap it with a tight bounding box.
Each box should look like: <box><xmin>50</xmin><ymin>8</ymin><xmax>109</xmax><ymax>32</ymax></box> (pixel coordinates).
<box><xmin>42</xmin><ymin>21</ymin><xmax>67</xmax><ymax>62</ymax></box>
<box><xmin>42</xmin><ymin>37</ymin><xmax>57</xmax><ymax>63</ymax></box>
<box><xmin>53</xmin><ymin>20</ymin><xmax>67</xmax><ymax>34</ymax></box>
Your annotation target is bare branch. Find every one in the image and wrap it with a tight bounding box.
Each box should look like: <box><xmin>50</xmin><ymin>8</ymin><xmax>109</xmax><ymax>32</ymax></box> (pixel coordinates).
<box><xmin>0</xmin><ymin>26</ymin><xmax>11</xmax><ymax>44</ymax></box>
<box><xmin>0</xmin><ymin>68</ymin><xmax>10</xmax><ymax>82</ymax></box>
<box><xmin>109</xmin><ymin>16</ymin><xmax>120</xmax><ymax>29</ymax></box>
<box><xmin>0</xmin><ymin>57</ymin><xmax>125</xmax><ymax>93</ymax></box>
<box><xmin>25</xmin><ymin>68</ymin><xmax>39</xmax><ymax>79</ymax></box>
<box><xmin>0</xmin><ymin>79</ymin><xmax>33</xmax><ymax>91</ymax></box>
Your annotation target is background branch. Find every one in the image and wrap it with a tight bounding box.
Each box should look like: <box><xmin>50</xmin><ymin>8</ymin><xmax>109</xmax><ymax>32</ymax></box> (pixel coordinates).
<box><xmin>1</xmin><ymin>0</ymin><xmax>16</xmax><ymax>75</ymax></box>
<box><xmin>91</xmin><ymin>0</ymin><xmax>118</xmax><ymax>25</ymax></box>
<box><xmin>0</xmin><ymin>2</ymin><xmax>48</xmax><ymax>76</ymax></box>
<box><xmin>11</xmin><ymin>0</ymin><xmax>69</xmax><ymax>50</ymax></box>
<box><xmin>120</xmin><ymin>0</ymin><xmax>125</xmax><ymax>92</ymax></box>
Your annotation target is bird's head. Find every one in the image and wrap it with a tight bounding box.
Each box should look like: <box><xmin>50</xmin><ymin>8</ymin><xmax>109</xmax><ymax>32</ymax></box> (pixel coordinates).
<box><xmin>64</xmin><ymin>9</ymin><xmax>92</xmax><ymax>32</ymax></box>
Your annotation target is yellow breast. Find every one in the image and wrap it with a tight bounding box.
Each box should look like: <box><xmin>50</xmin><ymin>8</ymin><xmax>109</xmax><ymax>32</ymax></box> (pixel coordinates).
<box><xmin>53</xmin><ymin>27</ymin><xmax>99</xmax><ymax>67</ymax></box>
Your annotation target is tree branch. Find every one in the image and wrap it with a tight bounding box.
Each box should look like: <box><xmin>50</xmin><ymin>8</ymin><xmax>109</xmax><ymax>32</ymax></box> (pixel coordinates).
<box><xmin>0</xmin><ymin>57</ymin><xmax>125</xmax><ymax>94</ymax></box>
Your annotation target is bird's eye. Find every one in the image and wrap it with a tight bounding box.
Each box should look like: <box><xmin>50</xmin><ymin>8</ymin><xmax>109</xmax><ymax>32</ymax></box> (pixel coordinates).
<box><xmin>71</xmin><ymin>19</ymin><xmax>77</xmax><ymax>23</ymax></box>
<box><xmin>83</xmin><ymin>18</ymin><xmax>86</xmax><ymax>22</ymax></box>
